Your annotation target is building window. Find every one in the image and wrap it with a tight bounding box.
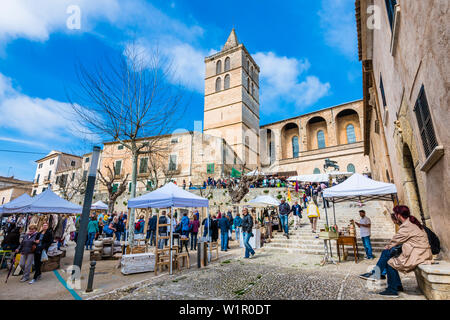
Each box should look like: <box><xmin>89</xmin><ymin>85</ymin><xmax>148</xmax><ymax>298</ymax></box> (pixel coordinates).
<box><xmin>118</xmin><ymin>145</ymin><xmax>124</xmax><ymax>150</ymax></box>
<box><xmin>379</xmin><ymin>74</ymin><xmax>387</xmax><ymax>108</ymax></box>
<box><xmin>414</xmin><ymin>85</ymin><xmax>438</xmax><ymax>158</ymax></box>
<box><xmin>224</xmin><ymin>57</ymin><xmax>230</xmax><ymax>71</ymax></box>
<box><xmin>128</xmin><ymin>182</ymin><xmax>132</xmax><ymax>192</ymax></box>
<box><xmin>71</xmin><ymin>160</ymin><xmax>76</xmax><ymax>167</ymax></box>
<box><xmin>251</xmin><ymin>83</ymin><xmax>254</xmax><ymax>97</ymax></box>
<box><xmin>112</xmin><ymin>183</ymin><xmax>118</xmax><ymax>193</ymax></box>
<box><xmin>385</xmin><ymin>0</ymin><xmax>397</xmax><ymax>31</ymax></box>
<box><xmin>114</xmin><ymin>160</ymin><xmax>122</xmax><ymax>175</ymax></box>
<box><xmin>50</xmin><ymin>159</ymin><xmax>54</xmax><ymax>165</ymax></box>
<box><xmin>38</xmin><ymin>163</ymin><xmax>43</xmax><ymax>169</ymax></box>
<box><xmin>224</xmin><ymin>74</ymin><xmax>230</xmax><ymax>90</ymax></box>
<box><xmin>215</xmin><ymin>77</ymin><xmax>222</xmax><ymax>92</ymax></box>
<box><xmin>346</xmin><ymin>124</ymin><xmax>356</xmax><ymax>143</ymax></box>
<box><xmin>48</xmin><ymin>170</ymin><xmax>52</xmax><ymax>180</ymax></box>
<box><xmin>171</xmin><ymin>138</ymin><xmax>178</xmax><ymax>144</ymax></box>
<box><xmin>317</xmin><ymin>130</ymin><xmax>326</xmax><ymax>149</ymax></box>
<box><xmin>168</xmin><ymin>155</ymin><xmax>177</xmax><ymax>171</ymax></box>
<box><xmin>139</xmin><ymin>158</ymin><xmax>148</xmax><ymax>174</ymax></box>
<box><xmin>56</xmin><ymin>176</ymin><xmax>60</xmax><ymax>185</ymax></box>
<box><xmin>292</xmin><ymin>136</ymin><xmax>299</xmax><ymax>158</ymax></box>
<box><xmin>32</xmin><ymin>190</ymin><xmax>37</xmax><ymax>196</ymax></box>
<box><xmin>313</xmin><ymin>168</ymin><xmax>320</xmax><ymax>174</ymax></box>
<box><xmin>36</xmin><ymin>174</ymin><xmax>40</xmax><ymax>184</ymax></box>
<box><xmin>347</xmin><ymin>164</ymin><xmax>356</xmax><ymax>173</ymax></box>
<box><xmin>216</xmin><ymin>60</ymin><xmax>222</xmax><ymax>74</ymax></box>
<box><xmin>42</xmin><ymin>187</ymin><xmax>47</xmax><ymax>192</ymax></box>
<box><xmin>71</xmin><ymin>172</ymin><xmax>75</xmax><ymax>181</ymax></box>
<box><xmin>207</xmin><ymin>163</ymin><xmax>215</xmax><ymax>174</ymax></box>
<box><xmin>82</xmin><ymin>170</ymin><xmax>87</xmax><ymax>181</ymax></box>
<box><xmin>375</xmin><ymin>119</ymin><xmax>380</xmax><ymax>134</ymax></box>
<box><xmin>247</xmin><ymin>78</ymin><xmax>250</xmax><ymax>93</ymax></box>
<box><xmin>85</xmin><ymin>157</ymin><xmax>90</xmax><ymax>163</ymax></box>
<box><xmin>250</xmin><ymin>66</ymin><xmax>254</xmax><ymax>78</ymax></box>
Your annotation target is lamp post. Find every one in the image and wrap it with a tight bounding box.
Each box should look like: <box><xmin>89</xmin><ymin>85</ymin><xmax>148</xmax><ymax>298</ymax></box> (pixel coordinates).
<box><xmin>73</xmin><ymin>146</ymin><xmax>101</xmax><ymax>271</ymax></box>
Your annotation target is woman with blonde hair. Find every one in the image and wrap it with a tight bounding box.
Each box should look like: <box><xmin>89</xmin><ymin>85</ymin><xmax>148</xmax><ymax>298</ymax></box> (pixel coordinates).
<box><xmin>15</xmin><ymin>224</ymin><xmax>39</xmax><ymax>282</ymax></box>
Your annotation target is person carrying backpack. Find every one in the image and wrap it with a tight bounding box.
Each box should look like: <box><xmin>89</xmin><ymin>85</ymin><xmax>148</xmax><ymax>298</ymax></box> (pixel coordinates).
<box><xmin>135</xmin><ymin>215</ymin><xmax>145</xmax><ymax>234</ymax></box>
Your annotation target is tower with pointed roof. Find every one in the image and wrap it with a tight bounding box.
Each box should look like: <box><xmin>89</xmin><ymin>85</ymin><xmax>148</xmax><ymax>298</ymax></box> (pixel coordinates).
<box><xmin>203</xmin><ymin>29</ymin><xmax>260</xmax><ymax>169</ymax></box>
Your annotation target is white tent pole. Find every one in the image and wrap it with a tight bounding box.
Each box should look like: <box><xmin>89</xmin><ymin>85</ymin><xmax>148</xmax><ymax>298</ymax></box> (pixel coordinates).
<box><xmin>169</xmin><ymin>206</ymin><xmax>173</xmax><ymax>275</ymax></box>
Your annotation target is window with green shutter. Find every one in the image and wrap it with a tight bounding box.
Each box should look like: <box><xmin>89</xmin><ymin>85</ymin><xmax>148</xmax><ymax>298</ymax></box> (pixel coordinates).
<box><xmin>139</xmin><ymin>158</ymin><xmax>148</xmax><ymax>174</ymax></box>
<box><xmin>128</xmin><ymin>182</ymin><xmax>132</xmax><ymax>192</ymax></box>
<box><xmin>112</xmin><ymin>183</ymin><xmax>118</xmax><ymax>193</ymax></box>
<box><xmin>146</xmin><ymin>180</ymin><xmax>153</xmax><ymax>191</ymax></box>
<box><xmin>114</xmin><ymin>160</ymin><xmax>122</xmax><ymax>175</ymax></box>
<box><xmin>414</xmin><ymin>85</ymin><xmax>438</xmax><ymax>158</ymax></box>
<box><xmin>207</xmin><ymin>163</ymin><xmax>214</xmax><ymax>174</ymax></box>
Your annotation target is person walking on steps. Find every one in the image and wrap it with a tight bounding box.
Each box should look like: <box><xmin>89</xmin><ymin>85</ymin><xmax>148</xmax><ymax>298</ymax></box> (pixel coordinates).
<box><xmin>279</xmin><ymin>199</ymin><xmax>291</xmax><ymax>239</ymax></box>
<box><xmin>241</xmin><ymin>208</ymin><xmax>255</xmax><ymax>259</ymax></box>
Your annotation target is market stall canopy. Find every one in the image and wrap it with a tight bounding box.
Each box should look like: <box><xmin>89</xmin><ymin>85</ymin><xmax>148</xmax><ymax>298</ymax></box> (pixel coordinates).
<box><xmin>91</xmin><ymin>200</ymin><xmax>108</xmax><ymax>211</ymax></box>
<box><xmin>322</xmin><ymin>173</ymin><xmax>397</xmax><ymax>202</ymax></box>
<box><xmin>128</xmin><ymin>182</ymin><xmax>209</xmax><ymax>209</ymax></box>
<box><xmin>1</xmin><ymin>189</ymin><xmax>82</xmax><ymax>214</ymax></box>
<box><xmin>287</xmin><ymin>172</ymin><xmax>354</xmax><ymax>183</ymax></box>
<box><xmin>0</xmin><ymin>193</ymin><xmax>32</xmax><ymax>216</ymax></box>
<box><xmin>248</xmin><ymin>195</ymin><xmax>280</xmax><ymax>207</ymax></box>
<box><xmin>245</xmin><ymin>169</ymin><xmax>266</xmax><ymax>176</ymax></box>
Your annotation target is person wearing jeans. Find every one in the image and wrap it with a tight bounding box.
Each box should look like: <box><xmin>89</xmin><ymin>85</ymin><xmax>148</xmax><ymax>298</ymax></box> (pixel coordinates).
<box><xmin>233</xmin><ymin>213</ymin><xmax>242</xmax><ymax>243</ymax></box>
<box><xmin>86</xmin><ymin>217</ymin><xmax>99</xmax><ymax>250</ymax></box>
<box><xmin>218</xmin><ymin>215</ymin><xmax>230</xmax><ymax>251</ymax></box>
<box><xmin>356</xmin><ymin>210</ymin><xmax>374</xmax><ymax>259</ymax></box>
<box><xmin>241</xmin><ymin>208</ymin><xmax>255</xmax><ymax>258</ymax></box>
<box><xmin>359</xmin><ymin>205</ymin><xmax>433</xmax><ymax>297</ymax></box>
<box><xmin>278</xmin><ymin>199</ymin><xmax>291</xmax><ymax>239</ymax></box>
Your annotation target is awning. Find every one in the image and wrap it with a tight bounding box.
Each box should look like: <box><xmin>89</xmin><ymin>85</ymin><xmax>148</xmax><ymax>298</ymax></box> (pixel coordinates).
<box><xmin>287</xmin><ymin>172</ymin><xmax>354</xmax><ymax>183</ymax></box>
<box><xmin>91</xmin><ymin>200</ymin><xmax>108</xmax><ymax>211</ymax></box>
<box><xmin>0</xmin><ymin>193</ymin><xmax>32</xmax><ymax>216</ymax></box>
<box><xmin>323</xmin><ymin>173</ymin><xmax>397</xmax><ymax>202</ymax></box>
<box><xmin>2</xmin><ymin>189</ymin><xmax>82</xmax><ymax>214</ymax></box>
<box><xmin>248</xmin><ymin>195</ymin><xmax>280</xmax><ymax>207</ymax></box>
<box><xmin>128</xmin><ymin>182</ymin><xmax>209</xmax><ymax>209</ymax></box>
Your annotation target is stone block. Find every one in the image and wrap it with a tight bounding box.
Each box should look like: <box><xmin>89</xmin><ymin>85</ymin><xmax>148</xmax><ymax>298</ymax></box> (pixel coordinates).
<box><xmin>121</xmin><ymin>253</ymin><xmax>155</xmax><ymax>275</ymax></box>
<box><xmin>415</xmin><ymin>262</ymin><xmax>450</xmax><ymax>300</ymax></box>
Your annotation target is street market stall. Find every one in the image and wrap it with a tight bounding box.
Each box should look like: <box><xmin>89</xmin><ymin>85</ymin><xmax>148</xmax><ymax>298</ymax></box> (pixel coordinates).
<box><xmin>0</xmin><ymin>193</ymin><xmax>32</xmax><ymax>217</ymax></box>
<box><xmin>127</xmin><ymin>182</ymin><xmax>209</xmax><ymax>275</ymax></box>
<box><xmin>319</xmin><ymin>173</ymin><xmax>398</xmax><ymax>264</ymax></box>
<box><xmin>91</xmin><ymin>200</ymin><xmax>108</xmax><ymax>211</ymax></box>
<box><xmin>287</xmin><ymin>172</ymin><xmax>354</xmax><ymax>183</ymax></box>
<box><xmin>1</xmin><ymin>189</ymin><xmax>82</xmax><ymax>272</ymax></box>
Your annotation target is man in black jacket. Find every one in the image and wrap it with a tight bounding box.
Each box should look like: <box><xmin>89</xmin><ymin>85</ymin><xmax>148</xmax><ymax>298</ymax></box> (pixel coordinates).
<box><xmin>241</xmin><ymin>208</ymin><xmax>255</xmax><ymax>258</ymax></box>
<box><xmin>147</xmin><ymin>214</ymin><xmax>158</xmax><ymax>246</ymax></box>
<box><xmin>279</xmin><ymin>199</ymin><xmax>291</xmax><ymax>239</ymax></box>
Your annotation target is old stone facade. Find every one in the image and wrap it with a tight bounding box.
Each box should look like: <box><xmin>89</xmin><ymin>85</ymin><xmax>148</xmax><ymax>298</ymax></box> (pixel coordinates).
<box><xmin>356</xmin><ymin>0</ymin><xmax>449</xmax><ymax>258</ymax></box>
<box><xmin>260</xmin><ymin>100</ymin><xmax>370</xmax><ymax>176</ymax></box>
<box><xmin>0</xmin><ymin>176</ymin><xmax>32</xmax><ymax>205</ymax></box>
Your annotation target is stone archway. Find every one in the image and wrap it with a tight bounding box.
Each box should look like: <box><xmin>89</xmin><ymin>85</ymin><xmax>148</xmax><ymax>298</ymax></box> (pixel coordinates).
<box><xmin>335</xmin><ymin>109</ymin><xmax>361</xmax><ymax>145</ymax></box>
<box><xmin>306</xmin><ymin>116</ymin><xmax>328</xmax><ymax>150</ymax></box>
<box><xmin>281</xmin><ymin>123</ymin><xmax>300</xmax><ymax>159</ymax></box>
<box><xmin>401</xmin><ymin>143</ymin><xmax>426</xmax><ymax>225</ymax></box>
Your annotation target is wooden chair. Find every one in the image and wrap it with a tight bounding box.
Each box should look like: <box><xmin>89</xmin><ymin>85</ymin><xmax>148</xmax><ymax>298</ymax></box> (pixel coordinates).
<box><xmin>210</xmin><ymin>242</ymin><xmax>219</xmax><ymax>261</ymax></box>
<box><xmin>176</xmin><ymin>252</ymin><xmax>190</xmax><ymax>271</ymax></box>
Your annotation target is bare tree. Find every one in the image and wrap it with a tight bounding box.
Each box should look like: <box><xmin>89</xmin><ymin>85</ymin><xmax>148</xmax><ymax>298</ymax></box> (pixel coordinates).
<box><xmin>97</xmin><ymin>165</ymin><xmax>130</xmax><ymax>212</ymax></box>
<box><xmin>68</xmin><ymin>44</ymin><xmax>186</xmax><ymax>245</ymax></box>
<box><xmin>56</xmin><ymin>172</ymin><xmax>87</xmax><ymax>201</ymax></box>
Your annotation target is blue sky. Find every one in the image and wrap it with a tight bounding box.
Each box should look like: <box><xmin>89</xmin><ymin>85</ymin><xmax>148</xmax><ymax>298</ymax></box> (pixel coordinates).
<box><xmin>0</xmin><ymin>0</ymin><xmax>361</xmax><ymax>181</ymax></box>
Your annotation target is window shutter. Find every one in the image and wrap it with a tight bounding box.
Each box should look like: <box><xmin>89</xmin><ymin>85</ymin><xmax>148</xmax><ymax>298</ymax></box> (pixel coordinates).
<box><xmin>414</xmin><ymin>86</ymin><xmax>437</xmax><ymax>158</ymax></box>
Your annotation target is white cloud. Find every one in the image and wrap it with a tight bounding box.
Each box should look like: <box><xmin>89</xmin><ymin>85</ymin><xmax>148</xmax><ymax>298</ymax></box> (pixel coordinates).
<box><xmin>0</xmin><ymin>136</ymin><xmax>48</xmax><ymax>148</ymax></box>
<box><xmin>0</xmin><ymin>0</ymin><xmax>122</xmax><ymax>44</ymax></box>
<box><xmin>253</xmin><ymin>52</ymin><xmax>330</xmax><ymax>114</ymax></box>
<box><xmin>318</xmin><ymin>0</ymin><xmax>358</xmax><ymax>59</ymax></box>
<box><xmin>0</xmin><ymin>73</ymin><xmax>95</xmax><ymax>144</ymax></box>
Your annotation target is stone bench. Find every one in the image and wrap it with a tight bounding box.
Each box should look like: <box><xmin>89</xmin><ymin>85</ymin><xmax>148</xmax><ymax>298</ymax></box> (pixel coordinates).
<box><xmin>414</xmin><ymin>261</ymin><xmax>450</xmax><ymax>300</ymax></box>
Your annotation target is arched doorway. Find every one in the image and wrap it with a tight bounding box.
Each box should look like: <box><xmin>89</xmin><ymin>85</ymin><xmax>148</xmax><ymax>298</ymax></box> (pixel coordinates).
<box><xmin>402</xmin><ymin>144</ymin><xmax>426</xmax><ymax>225</ymax></box>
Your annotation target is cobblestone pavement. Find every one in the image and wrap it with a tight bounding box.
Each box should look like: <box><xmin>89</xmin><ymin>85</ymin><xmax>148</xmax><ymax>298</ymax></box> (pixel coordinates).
<box><xmin>94</xmin><ymin>248</ymin><xmax>425</xmax><ymax>300</ymax></box>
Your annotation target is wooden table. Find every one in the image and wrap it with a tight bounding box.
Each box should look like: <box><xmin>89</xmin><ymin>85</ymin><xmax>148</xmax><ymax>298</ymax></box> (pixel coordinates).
<box><xmin>336</xmin><ymin>236</ymin><xmax>359</xmax><ymax>263</ymax></box>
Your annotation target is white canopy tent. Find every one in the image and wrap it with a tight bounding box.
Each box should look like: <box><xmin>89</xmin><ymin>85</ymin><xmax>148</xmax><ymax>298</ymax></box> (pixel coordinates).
<box><xmin>0</xmin><ymin>193</ymin><xmax>32</xmax><ymax>216</ymax></box>
<box><xmin>247</xmin><ymin>195</ymin><xmax>280</xmax><ymax>207</ymax></box>
<box><xmin>321</xmin><ymin>173</ymin><xmax>398</xmax><ymax>226</ymax></box>
<box><xmin>127</xmin><ymin>182</ymin><xmax>209</xmax><ymax>274</ymax></box>
<box><xmin>91</xmin><ymin>200</ymin><xmax>108</xmax><ymax>211</ymax></box>
<box><xmin>1</xmin><ymin>189</ymin><xmax>82</xmax><ymax>214</ymax></box>
<box><xmin>287</xmin><ymin>172</ymin><xmax>354</xmax><ymax>183</ymax></box>
<box><xmin>245</xmin><ymin>169</ymin><xmax>266</xmax><ymax>177</ymax></box>
<box><xmin>128</xmin><ymin>182</ymin><xmax>209</xmax><ymax>209</ymax></box>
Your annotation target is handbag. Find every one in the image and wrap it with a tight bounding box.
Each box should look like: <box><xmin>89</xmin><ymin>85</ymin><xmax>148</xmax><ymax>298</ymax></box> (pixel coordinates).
<box><xmin>41</xmin><ymin>250</ymin><xmax>48</xmax><ymax>262</ymax></box>
<box><xmin>30</xmin><ymin>243</ymin><xmax>37</xmax><ymax>253</ymax></box>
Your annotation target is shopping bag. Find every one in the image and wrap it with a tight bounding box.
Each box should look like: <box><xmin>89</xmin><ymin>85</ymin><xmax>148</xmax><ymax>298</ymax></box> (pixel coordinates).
<box><xmin>41</xmin><ymin>250</ymin><xmax>48</xmax><ymax>262</ymax></box>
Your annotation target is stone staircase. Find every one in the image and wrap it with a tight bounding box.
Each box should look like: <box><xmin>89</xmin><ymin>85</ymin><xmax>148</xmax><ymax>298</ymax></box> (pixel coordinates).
<box><xmin>261</xmin><ymin>200</ymin><xmax>396</xmax><ymax>258</ymax></box>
